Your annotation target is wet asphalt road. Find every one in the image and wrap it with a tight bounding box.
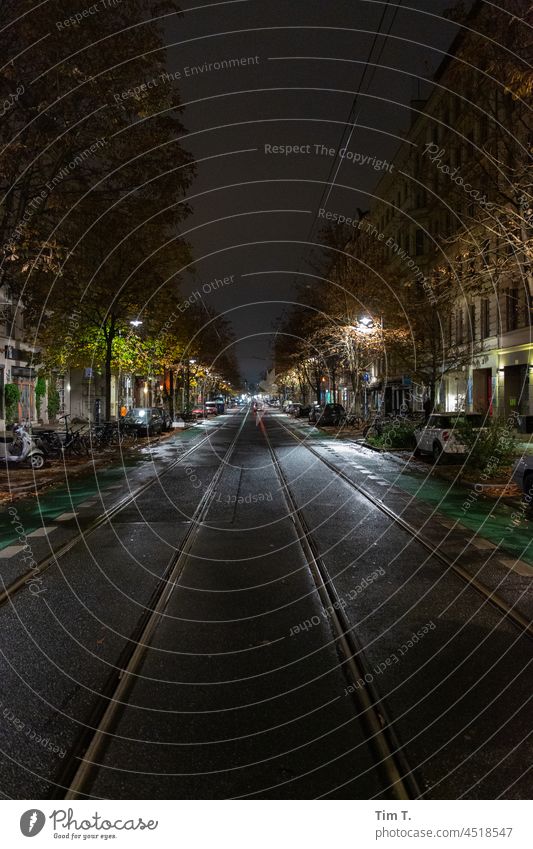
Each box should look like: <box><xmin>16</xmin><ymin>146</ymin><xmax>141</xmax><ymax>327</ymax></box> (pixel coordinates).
<box><xmin>0</xmin><ymin>409</ymin><xmax>531</xmax><ymax>799</ymax></box>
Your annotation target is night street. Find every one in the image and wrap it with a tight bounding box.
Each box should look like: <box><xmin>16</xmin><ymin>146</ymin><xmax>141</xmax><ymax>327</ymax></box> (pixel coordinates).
<box><xmin>0</xmin><ymin>0</ymin><xmax>531</xmax><ymax>837</ymax></box>
<box><xmin>0</xmin><ymin>407</ymin><xmax>530</xmax><ymax>800</ymax></box>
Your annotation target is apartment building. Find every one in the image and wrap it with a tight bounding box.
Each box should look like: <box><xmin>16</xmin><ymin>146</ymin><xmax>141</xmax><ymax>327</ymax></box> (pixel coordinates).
<box><xmin>368</xmin><ymin>1</ymin><xmax>532</xmax><ymax>427</ymax></box>
<box><xmin>0</xmin><ymin>282</ymin><xmax>43</xmax><ymax>427</ymax></box>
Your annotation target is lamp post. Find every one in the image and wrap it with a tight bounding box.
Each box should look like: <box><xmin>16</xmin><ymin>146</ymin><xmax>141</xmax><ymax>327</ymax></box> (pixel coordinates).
<box><xmin>185</xmin><ymin>358</ymin><xmax>196</xmax><ymax>412</ymax></box>
<box><xmin>345</xmin><ymin>315</ymin><xmax>382</xmax><ymax>415</ymax></box>
<box><xmin>128</xmin><ymin>319</ymin><xmax>143</xmax><ymax>408</ymax></box>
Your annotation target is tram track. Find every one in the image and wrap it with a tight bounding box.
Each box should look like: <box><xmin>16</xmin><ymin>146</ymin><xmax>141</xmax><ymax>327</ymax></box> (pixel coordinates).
<box><xmin>60</xmin><ymin>406</ymin><xmax>416</xmax><ymax>800</ymax></box>
<box><xmin>0</xmin><ymin>415</ymin><xmax>239</xmax><ymax>611</ymax></box>
<box><xmin>272</xmin><ymin>415</ymin><xmax>533</xmax><ymax>641</ymax></box>
<box><xmin>260</xmin><ymin>420</ymin><xmax>418</xmax><ymax>800</ymax></box>
<box><xmin>57</xmin><ymin>409</ymin><xmax>250</xmax><ymax>799</ymax></box>
<box><xmin>37</xmin><ymin>409</ymin><xmax>529</xmax><ymax>800</ymax></box>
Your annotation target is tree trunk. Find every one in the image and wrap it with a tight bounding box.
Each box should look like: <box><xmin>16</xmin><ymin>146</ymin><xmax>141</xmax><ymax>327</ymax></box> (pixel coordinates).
<box><xmin>169</xmin><ymin>368</ymin><xmax>174</xmax><ymax>418</ymax></box>
<box><xmin>104</xmin><ymin>318</ymin><xmax>116</xmax><ymax>420</ymax></box>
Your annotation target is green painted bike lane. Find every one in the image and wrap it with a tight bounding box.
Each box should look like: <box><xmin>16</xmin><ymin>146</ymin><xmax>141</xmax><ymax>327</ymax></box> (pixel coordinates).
<box><xmin>290</xmin><ymin>421</ymin><xmax>533</xmax><ymax>567</ymax></box>
<box><xmin>382</xmin><ymin>465</ymin><xmax>532</xmax><ymax>565</ymax></box>
<box><xmin>0</xmin><ymin>424</ymin><xmax>205</xmax><ymax>551</ymax></box>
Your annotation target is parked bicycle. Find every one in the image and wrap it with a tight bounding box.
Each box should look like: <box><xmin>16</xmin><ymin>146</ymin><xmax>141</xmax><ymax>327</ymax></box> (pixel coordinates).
<box><xmin>362</xmin><ymin>413</ymin><xmax>393</xmax><ymax>438</ymax></box>
<box><xmin>342</xmin><ymin>412</ymin><xmax>370</xmax><ymax>429</ymax></box>
<box><xmin>34</xmin><ymin>414</ymin><xmax>89</xmax><ymax>459</ymax></box>
<box><xmin>87</xmin><ymin>420</ymin><xmax>138</xmax><ymax>451</ymax></box>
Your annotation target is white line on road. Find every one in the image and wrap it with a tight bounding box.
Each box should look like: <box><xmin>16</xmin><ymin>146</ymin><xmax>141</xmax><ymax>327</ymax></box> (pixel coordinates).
<box><xmin>0</xmin><ymin>545</ymin><xmax>24</xmax><ymax>559</ymax></box>
<box><xmin>27</xmin><ymin>527</ymin><xmax>57</xmax><ymax>538</ymax></box>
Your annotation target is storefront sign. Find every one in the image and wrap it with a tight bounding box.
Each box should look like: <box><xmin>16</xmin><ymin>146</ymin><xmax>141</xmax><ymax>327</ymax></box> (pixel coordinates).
<box><xmin>4</xmin><ymin>345</ymin><xmax>33</xmax><ymax>362</ymax></box>
<box><xmin>11</xmin><ymin>366</ymin><xmax>36</xmax><ymax>379</ymax></box>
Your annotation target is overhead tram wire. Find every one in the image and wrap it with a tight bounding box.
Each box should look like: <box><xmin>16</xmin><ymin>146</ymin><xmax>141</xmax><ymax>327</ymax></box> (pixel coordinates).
<box><xmin>320</xmin><ymin>0</ymin><xmax>404</xmax><ymax>210</ymax></box>
<box><xmin>287</xmin><ymin>0</ymin><xmax>403</xmax><ymax>305</ymax></box>
<box><xmin>275</xmin><ymin>0</ymin><xmax>402</xmax><ymax>358</ymax></box>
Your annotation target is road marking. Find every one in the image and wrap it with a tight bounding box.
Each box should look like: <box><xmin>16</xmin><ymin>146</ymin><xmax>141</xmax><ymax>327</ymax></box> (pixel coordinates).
<box><xmin>28</xmin><ymin>526</ymin><xmax>57</xmax><ymax>538</ymax></box>
<box><xmin>0</xmin><ymin>545</ymin><xmax>24</xmax><ymax>559</ymax></box>
<box><xmin>498</xmin><ymin>557</ymin><xmax>533</xmax><ymax>577</ymax></box>
<box><xmin>470</xmin><ymin>537</ymin><xmax>495</xmax><ymax>550</ymax></box>
<box><xmin>55</xmin><ymin>512</ymin><xmax>78</xmax><ymax>522</ymax></box>
<box><xmin>77</xmin><ymin>500</ymin><xmax>97</xmax><ymax>508</ymax></box>
<box><xmin>439</xmin><ymin>518</ymin><xmax>458</xmax><ymax>529</ymax></box>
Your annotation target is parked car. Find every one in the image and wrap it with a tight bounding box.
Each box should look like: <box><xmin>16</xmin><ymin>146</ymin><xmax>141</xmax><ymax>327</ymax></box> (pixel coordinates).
<box><xmin>154</xmin><ymin>407</ymin><xmax>173</xmax><ymax>431</ymax></box>
<box><xmin>512</xmin><ymin>455</ymin><xmax>533</xmax><ymax>500</ymax></box>
<box><xmin>308</xmin><ymin>403</ymin><xmax>321</xmax><ymax>423</ymax></box>
<box><xmin>414</xmin><ymin>413</ymin><xmax>485</xmax><ymax>462</ymax></box>
<box><xmin>291</xmin><ymin>404</ymin><xmax>311</xmax><ymax>419</ymax></box>
<box><xmin>205</xmin><ymin>401</ymin><xmax>220</xmax><ymax>415</ymax></box>
<box><xmin>310</xmin><ymin>403</ymin><xmax>345</xmax><ymax>426</ymax></box>
<box><xmin>123</xmin><ymin>407</ymin><xmax>164</xmax><ymax>436</ymax></box>
<box><xmin>321</xmin><ymin>403</ymin><xmax>345</xmax><ymax>426</ymax></box>
<box><xmin>191</xmin><ymin>403</ymin><xmax>217</xmax><ymax>418</ymax></box>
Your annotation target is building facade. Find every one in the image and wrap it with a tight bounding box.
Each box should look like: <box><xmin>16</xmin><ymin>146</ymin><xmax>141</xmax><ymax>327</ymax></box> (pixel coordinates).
<box><xmin>367</xmin><ymin>1</ymin><xmax>531</xmax><ymax>426</ymax></box>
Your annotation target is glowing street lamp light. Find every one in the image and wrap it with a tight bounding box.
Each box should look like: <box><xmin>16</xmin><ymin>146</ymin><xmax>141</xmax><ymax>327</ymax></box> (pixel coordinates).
<box><xmin>130</xmin><ymin>319</ymin><xmax>143</xmax><ymax>328</ymax></box>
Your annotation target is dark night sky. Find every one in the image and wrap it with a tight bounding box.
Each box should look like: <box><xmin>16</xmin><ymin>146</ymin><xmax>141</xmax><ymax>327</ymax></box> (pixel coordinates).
<box><xmin>162</xmin><ymin>0</ymin><xmax>471</xmax><ymax>384</ymax></box>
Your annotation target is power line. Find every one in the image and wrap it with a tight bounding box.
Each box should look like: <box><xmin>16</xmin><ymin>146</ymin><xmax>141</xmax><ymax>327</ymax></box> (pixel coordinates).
<box><xmin>274</xmin><ymin>0</ymin><xmax>403</xmax><ymax>361</ymax></box>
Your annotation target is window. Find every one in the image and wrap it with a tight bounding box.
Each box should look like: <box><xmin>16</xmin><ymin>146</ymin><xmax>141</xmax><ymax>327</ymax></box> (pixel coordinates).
<box><xmin>468</xmin><ymin>303</ymin><xmax>476</xmax><ymax>342</ymax></box>
<box><xmin>506</xmin><ymin>288</ymin><xmax>519</xmax><ymax>331</ymax></box>
<box><xmin>416</xmin><ymin>189</ymin><xmax>426</xmax><ymax>208</ymax></box>
<box><xmin>415</xmin><ymin>228</ymin><xmax>425</xmax><ymax>256</ymax></box>
<box><xmin>481</xmin><ymin>298</ymin><xmax>490</xmax><ymax>339</ymax></box>
<box><xmin>456</xmin><ymin>309</ymin><xmax>465</xmax><ymax>344</ymax></box>
<box><xmin>445</xmin><ymin>211</ymin><xmax>452</xmax><ymax>236</ymax></box>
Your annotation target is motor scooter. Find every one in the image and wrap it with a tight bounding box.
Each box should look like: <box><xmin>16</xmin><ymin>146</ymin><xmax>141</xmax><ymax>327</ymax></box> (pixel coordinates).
<box><xmin>0</xmin><ymin>424</ymin><xmax>45</xmax><ymax>470</ymax></box>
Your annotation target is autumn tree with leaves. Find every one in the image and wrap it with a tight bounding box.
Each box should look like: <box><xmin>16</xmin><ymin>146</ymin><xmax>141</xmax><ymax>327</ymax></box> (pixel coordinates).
<box><xmin>1</xmin><ymin>0</ymin><xmax>194</xmax><ymax>416</ymax></box>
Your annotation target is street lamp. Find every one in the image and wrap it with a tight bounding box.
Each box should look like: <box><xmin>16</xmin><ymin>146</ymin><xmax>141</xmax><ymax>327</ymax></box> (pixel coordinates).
<box><xmin>185</xmin><ymin>358</ymin><xmax>196</xmax><ymax>412</ymax></box>
<box><xmin>130</xmin><ymin>319</ymin><xmax>143</xmax><ymax>328</ymax></box>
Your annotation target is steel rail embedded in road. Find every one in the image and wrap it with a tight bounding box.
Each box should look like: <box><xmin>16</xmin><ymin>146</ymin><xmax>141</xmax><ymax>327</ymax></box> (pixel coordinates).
<box><xmin>0</xmin><ymin>415</ymin><xmax>238</xmax><ymax>610</ymax></box>
<box><xmin>60</xmin><ymin>409</ymin><xmax>250</xmax><ymax>800</ymax></box>
<box><xmin>260</xmin><ymin>419</ymin><xmax>418</xmax><ymax>801</ymax></box>
<box><xmin>273</xmin><ymin>415</ymin><xmax>533</xmax><ymax>640</ymax></box>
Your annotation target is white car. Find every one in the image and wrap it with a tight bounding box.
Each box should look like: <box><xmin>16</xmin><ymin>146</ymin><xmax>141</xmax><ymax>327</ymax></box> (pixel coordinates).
<box><xmin>512</xmin><ymin>455</ymin><xmax>533</xmax><ymax>499</ymax></box>
<box><xmin>414</xmin><ymin>413</ymin><xmax>485</xmax><ymax>462</ymax></box>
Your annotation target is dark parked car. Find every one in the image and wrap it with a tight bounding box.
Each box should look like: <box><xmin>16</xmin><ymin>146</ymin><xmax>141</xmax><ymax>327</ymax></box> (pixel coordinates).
<box><xmin>291</xmin><ymin>404</ymin><xmax>311</xmax><ymax>418</ymax></box>
<box><xmin>123</xmin><ymin>407</ymin><xmax>164</xmax><ymax>436</ymax></box>
<box><xmin>312</xmin><ymin>403</ymin><xmax>345</xmax><ymax>426</ymax></box>
<box><xmin>154</xmin><ymin>407</ymin><xmax>173</xmax><ymax>431</ymax></box>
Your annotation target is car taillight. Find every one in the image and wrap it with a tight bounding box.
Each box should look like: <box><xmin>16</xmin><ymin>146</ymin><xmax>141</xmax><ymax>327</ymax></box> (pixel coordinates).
<box><xmin>442</xmin><ymin>431</ymin><xmax>449</xmax><ymax>441</ymax></box>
